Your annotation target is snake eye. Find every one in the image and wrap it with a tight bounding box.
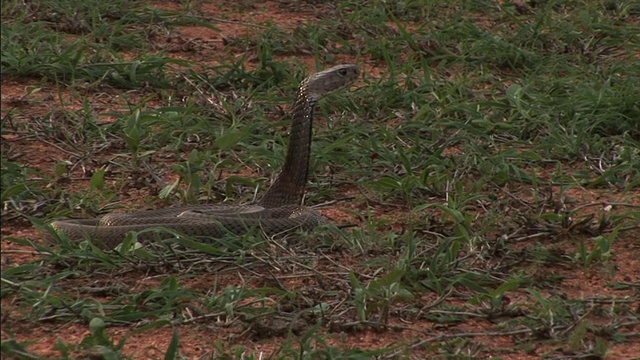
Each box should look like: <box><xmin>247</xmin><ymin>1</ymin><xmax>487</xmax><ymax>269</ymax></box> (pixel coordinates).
<box><xmin>339</xmin><ymin>68</ymin><xmax>348</xmax><ymax>76</ymax></box>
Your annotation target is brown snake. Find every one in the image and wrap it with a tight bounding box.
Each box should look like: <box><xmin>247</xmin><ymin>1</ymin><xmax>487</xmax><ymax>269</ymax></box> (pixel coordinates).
<box><xmin>49</xmin><ymin>64</ymin><xmax>360</xmax><ymax>249</ymax></box>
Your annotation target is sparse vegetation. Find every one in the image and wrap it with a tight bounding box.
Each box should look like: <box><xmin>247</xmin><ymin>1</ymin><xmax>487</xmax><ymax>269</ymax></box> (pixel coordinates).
<box><xmin>2</xmin><ymin>0</ymin><xmax>639</xmax><ymax>358</ymax></box>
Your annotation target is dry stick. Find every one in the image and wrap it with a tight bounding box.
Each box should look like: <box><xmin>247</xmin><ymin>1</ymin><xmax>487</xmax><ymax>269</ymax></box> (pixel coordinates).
<box><xmin>384</xmin><ymin>327</ymin><xmax>555</xmax><ymax>359</ymax></box>
<box><xmin>393</xmin><ymin>317</ymin><xmax>640</xmax><ymax>358</ymax></box>
<box><xmin>143</xmin><ymin>161</ymin><xmax>166</xmax><ymax>188</ymax></box>
<box><xmin>34</xmin><ymin>136</ymin><xmax>81</xmax><ymax>156</ymax></box>
<box><xmin>558</xmin><ymin>307</ymin><xmax>593</xmax><ymax>338</ymax></box>
<box><xmin>268</xmin><ymin>271</ymin><xmax>349</xmax><ymax>280</ymax></box>
<box><xmin>191</xmin><ymin>16</ymin><xmax>269</xmax><ymax>29</ymax></box>
<box><xmin>416</xmin><ymin>287</ymin><xmax>455</xmax><ymax>315</ymax></box>
<box><xmin>428</xmin><ymin>309</ymin><xmax>487</xmax><ymax>318</ymax></box>
<box><xmin>581</xmin><ymin>296</ymin><xmax>639</xmax><ymax>303</ymax></box>
<box><xmin>183</xmin><ymin>256</ymin><xmax>240</xmax><ymax>274</ymax></box>
<box><xmin>570</xmin><ymin>202</ymin><xmax>640</xmax><ymax>213</ymax></box>
<box><xmin>490</xmin><ymin>181</ymin><xmax>533</xmax><ymax>208</ymax></box>
<box><xmin>177</xmin><ymin>311</ymin><xmax>227</xmax><ymax>325</ymax></box>
<box><xmin>513</xmin><ymin>232</ymin><xmax>555</xmax><ymax>242</ymax></box>
<box><xmin>256</xmin><ymin>244</ymin><xmax>350</xmax><ymax>284</ymax></box>
<box><xmin>318</xmin><ymin>250</ymin><xmax>376</xmax><ymax>280</ymax></box>
<box><xmin>337</xmin><ymin>320</ymin><xmax>424</xmax><ymax>333</ymax></box>
<box><xmin>312</xmin><ymin>198</ymin><xmax>356</xmax><ymax>208</ymax></box>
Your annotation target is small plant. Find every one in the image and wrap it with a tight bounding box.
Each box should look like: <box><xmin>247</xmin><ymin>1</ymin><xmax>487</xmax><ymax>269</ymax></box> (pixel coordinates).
<box><xmin>121</xmin><ymin>108</ymin><xmax>149</xmax><ymax>166</ymax></box>
<box><xmin>573</xmin><ymin>224</ymin><xmax>621</xmax><ymax>271</ymax></box>
<box><xmin>349</xmin><ymin>267</ymin><xmax>414</xmax><ymax>324</ymax></box>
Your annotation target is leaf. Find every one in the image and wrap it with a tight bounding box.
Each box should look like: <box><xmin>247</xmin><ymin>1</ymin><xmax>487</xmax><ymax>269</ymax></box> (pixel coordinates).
<box><xmin>1</xmin><ymin>339</ymin><xmax>40</xmax><ymax>359</ymax></box>
<box><xmin>367</xmin><ymin>268</ymin><xmax>405</xmax><ymax>291</ymax></box>
<box><xmin>1</xmin><ymin>183</ymin><xmax>28</xmax><ymax>202</ymax></box>
<box><xmin>166</xmin><ymin>234</ymin><xmax>228</xmax><ymax>256</ymax></box>
<box><xmin>373</xmin><ymin>177</ymin><xmax>401</xmax><ymax>189</ymax></box>
<box><xmin>116</xmin><ymin>232</ymin><xmax>139</xmax><ymax>255</ymax></box>
<box><xmin>89</xmin><ymin>317</ymin><xmax>106</xmax><ymax>334</ymax></box>
<box><xmin>164</xmin><ymin>328</ymin><xmax>180</xmax><ymax>360</ymax></box>
<box><xmin>214</xmin><ymin>125</ymin><xmax>254</xmax><ymax>150</ymax></box>
<box><xmin>349</xmin><ymin>271</ymin><xmax>362</xmax><ymax>289</ymax></box>
<box><xmin>506</xmin><ymin>84</ymin><xmax>523</xmax><ymax>105</ymax></box>
<box><xmin>159</xmin><ymin>178</ymin><xmax>180</xmax><ymax>200</ymax></box>
<box><xmin>89</xmin><ymin>168</ymin><xmax>106</xmax><ymax>191</ymax></box>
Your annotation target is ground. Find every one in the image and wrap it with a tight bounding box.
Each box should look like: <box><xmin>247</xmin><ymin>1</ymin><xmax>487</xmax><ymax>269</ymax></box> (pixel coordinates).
<box><xmin>1</xmin><ymin>0</ymin><xmax>639</xmax><ymax>359</ymax></box>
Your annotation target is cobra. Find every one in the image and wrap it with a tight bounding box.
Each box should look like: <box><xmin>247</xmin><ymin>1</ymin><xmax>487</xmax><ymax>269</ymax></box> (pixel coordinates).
<box><xmin>49</xmin><ymin>64</ymin><xmax>360</xmax><ymax>249</ymax></box>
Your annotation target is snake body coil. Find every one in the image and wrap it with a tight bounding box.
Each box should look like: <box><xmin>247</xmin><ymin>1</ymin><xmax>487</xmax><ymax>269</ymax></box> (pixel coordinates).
<box><xmin>50</xmin><ymin>64</ymin><xmax>360</xmax><ymax>249</ymax></box>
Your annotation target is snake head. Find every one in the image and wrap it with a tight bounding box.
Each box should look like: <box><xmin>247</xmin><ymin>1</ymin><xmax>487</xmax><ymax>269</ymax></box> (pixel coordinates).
<box><xmin>302</xmin><ymin>64</ymin><xmax>360</xmax><ymax>102</ymax></box>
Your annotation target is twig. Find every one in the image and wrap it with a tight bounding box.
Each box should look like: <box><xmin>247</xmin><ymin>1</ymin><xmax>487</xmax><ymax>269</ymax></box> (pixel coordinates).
<box><xmin>385</xmin><ymin>326</ymin><xmax>569</xmax><ymax>358</ymax></box>
<box><xmin>570</xmin><ymin>202</ymin><xmax>640</xmax><ymax>213</ymax></box>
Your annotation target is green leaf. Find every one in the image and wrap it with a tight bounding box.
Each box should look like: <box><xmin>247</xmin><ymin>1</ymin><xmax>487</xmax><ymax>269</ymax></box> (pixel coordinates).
<box><xmin>89</xmin><ymin>168</ymin><xmax>106</xmax><ymax>191</ymax></box>
<box><xmin>214</xmin><ymin>125</ymin><xmax>254</xmax><ymax>150</ymax></box>
<box><xmin>164</xmin><ymin>328</ymin><xmax>180</xmax><ymax>360</ymax></box>
<box><xmin>506</xmin><ymin>84</ymin><xmax>523</xmax><ymax>105</ymax></box>
<box><xmin>1</xmin><ymin>183</ymin><xmax>28</xmax><ymax>202</ymax></box>
<box><xmin>368</xmin><ymin>268</ymin><xmax>405</xmax><ymax>291</ymax></box>
<box><xmin>89</xmin><ymin>317</ymin><xmax>106</xmax><ymax>335</ymax></box>
<box><xmin>1</xmin><ymin>339</ymin><xmax>40</xmax><ymax>359</ymax></box>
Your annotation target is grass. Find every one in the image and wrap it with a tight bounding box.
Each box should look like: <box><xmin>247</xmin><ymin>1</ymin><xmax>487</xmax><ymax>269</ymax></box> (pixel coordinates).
<box><xmin>2</xmin><ymin>0</ymin><xmax>639</xmax><ymax>358</ymax></box>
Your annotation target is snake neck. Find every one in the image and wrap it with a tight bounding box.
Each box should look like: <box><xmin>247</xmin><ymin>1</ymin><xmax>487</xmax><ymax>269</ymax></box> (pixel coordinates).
<box><xmin>258</xmin><ymin>86</ymin><xmax>316</xmax><ymax>208</ymax></box>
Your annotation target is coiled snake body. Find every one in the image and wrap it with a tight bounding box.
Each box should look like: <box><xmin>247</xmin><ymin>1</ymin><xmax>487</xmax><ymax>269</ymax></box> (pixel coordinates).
<box><xmin>50</xmin><ymin>64</ymin><xmax>360</xmax><ymax>249</ymax></box>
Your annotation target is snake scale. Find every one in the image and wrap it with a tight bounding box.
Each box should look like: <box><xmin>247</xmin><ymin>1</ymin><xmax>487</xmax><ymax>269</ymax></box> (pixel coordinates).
<box><xmin>49</xmin><ymin>64</ymin><xmax>360</xmax><ymax>249</ymax></box>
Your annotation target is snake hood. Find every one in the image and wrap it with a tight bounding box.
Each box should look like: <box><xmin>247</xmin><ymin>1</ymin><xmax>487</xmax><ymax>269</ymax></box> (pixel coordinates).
<box><xmin>300</xmin><ymin>64</ymin><xmax>360</xmax><ymax>102</ymax></box>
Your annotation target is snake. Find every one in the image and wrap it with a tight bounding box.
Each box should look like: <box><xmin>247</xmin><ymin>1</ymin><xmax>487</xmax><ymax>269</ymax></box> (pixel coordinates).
<box><xmin>49</xmin><ymin>64</ymin><xmax>360</xmax><ymax>249</ymax></box>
